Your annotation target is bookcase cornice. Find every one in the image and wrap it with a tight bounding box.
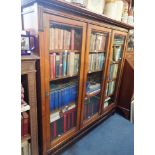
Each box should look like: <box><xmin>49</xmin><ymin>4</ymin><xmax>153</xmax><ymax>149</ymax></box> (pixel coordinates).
<box><xmin>22</xmin><ymin>0</ymin><xmax>134</xmax><ymax>30</ymax></box>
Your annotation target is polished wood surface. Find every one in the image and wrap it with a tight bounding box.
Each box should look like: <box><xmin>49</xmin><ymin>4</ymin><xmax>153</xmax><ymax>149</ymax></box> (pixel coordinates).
<box><xmin>117</xmin><ymin>52</ymin><xmax>134</xmax><ymax>119</ymax></box>
<box><xmin>21</xmin><ymin>55</ymin><xmax>39</xmax><ymax>155</ymax></box>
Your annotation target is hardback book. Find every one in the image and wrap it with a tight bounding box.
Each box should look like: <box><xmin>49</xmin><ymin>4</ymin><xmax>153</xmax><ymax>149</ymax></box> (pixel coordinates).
<box><xmin>67</xmin><ymin>52</ymin><xmax>75</xmax><ymax>76</ymax></box>
<box><xmin>74</xmin><ymin>54</ymin><xmax>79</xmax><ymax>74</ymax></box>
<box><xmin>62</xmin><ymin>51</ymin><xmax>68</xmax><ymax>76</ymax></box>
<box><xmin>59</xmin><ymin>53</ymin><xmax>63</xmax><ymax>77</ymax></box>
<box><xmin>49</xmin><ymin>27</ymin><xmax>55</xmax><ymax>50</ymax></box>
<box><xmin>50</xmin><ymin>53</ymin><xmax>56</xmax><ymax>79</ymax></box>
<box><xmin>74</xmin><ymin>30</ymin><xmax>81</xmax><ymax>50</ymax></box>
<box><xmin>71</xmin><ymin>29</ymin><xmax>75</xmax><ymax>50</ymax></box>
<box><xmin>21</xmin><ymin>115</ymin><xmax>23</xmax><ymax>137</ymax></box>
<box><xmin>56</xmin><ymin>54</ymin><xmax>60</xmax><ymax>78</ymax></box>
<box><xmin>22</xmin><ymin>112</ymin><xmax>29</xmax><ymax>136</ymax></box>
<box><xmin>54</xmin><ymin>28</ymin><xmax>59</xmax><ymax>49</ymax></box>
<box><xmin>21</xmin><ymin>140</ymin><xmax>29</xmax><ymax>155</ymax></box>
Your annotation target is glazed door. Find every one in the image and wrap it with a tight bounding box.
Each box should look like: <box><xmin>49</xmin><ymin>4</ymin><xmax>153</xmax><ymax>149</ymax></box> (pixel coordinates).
<box><xmin>80</xmin><ymin>24</ymin><xmax>111</xmax><ymax>128</ymax></box>
<box><xmin>43</xmin><ymin>13</ymin><xmax>87</xmax><ymax>149</ymax></box>
<box><xmin>102</xmin><ymin>30</ymin><xmax>128</xmax><ymax>113</ymax></box>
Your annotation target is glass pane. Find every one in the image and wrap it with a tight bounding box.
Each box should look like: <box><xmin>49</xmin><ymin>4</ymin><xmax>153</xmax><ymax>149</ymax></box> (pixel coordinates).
<box><xmin>103</xmin><ymin>34</ymin><xmax>125</xmax><ymax>109</ymax></box>
<box><xmin>49</xmin><ymin>22</ymin><xmax>82</xmax><ymax>141</ymax></box>
<box><xmin>83</xmin><ymin>30</ymin><xmax>109</xmax><ymax>121</ymax></box>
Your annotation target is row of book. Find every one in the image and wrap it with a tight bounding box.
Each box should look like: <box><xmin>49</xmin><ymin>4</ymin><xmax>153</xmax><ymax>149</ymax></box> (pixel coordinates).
<box><xmin>50</xmin><ymin>82</ymin><xmax>78</xmax><ymax>112</ymax></box>
<box><xmin>83</xmin><ymin>95</ymin><xmax>99</xmax><ymax>120</ymax></box>
<box><xmin>50</xmin><ymin>52</ymin><xmax>79</xmax><ymax>79</ymax></box>
<box><xmin>86</xmin><ymin>81</ymin><xmax>101</xmax><ymax>95</ymax></box>
<box><xmin>21</xmin><ymin>112</ymin><xmax>29</xmax><ymax>138</ymax></box>
<box><xmin>50</xmin><ymin>106</ymin><xmax>77</xmax><ymax>140</ymax></box>
<box><xmin>21</xmin><ymin>141</ymin><xmax>31</xmax><ymax>155</ymax></box>
<box><xmin>105</xmin><ymin>81</ymin><xmax>116</xmax><ymax>96</ymax></box>
<box><xmin>90</xmin><ymin>33</ymin><xmax>107</xmax><ymax>52</ymax></box>
<box><xmin>49</xmin><ymin>26</ymin><xmax>81</xmax><ymax>50</ymax></box>
<box><xmin>109</xmin><ymin>64</ymin><xmax>119</xmax><ymax>80</ymax></box>
<box><xmin>88</xmin><ymin>53</ymin><xmax>105</xmax><ymax>72</ymax></box>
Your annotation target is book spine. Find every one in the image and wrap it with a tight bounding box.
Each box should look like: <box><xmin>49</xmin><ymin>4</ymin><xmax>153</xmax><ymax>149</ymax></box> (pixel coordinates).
<box><xmin>54</xmin><ymin>28</ymin><xmax>59</xmax><ymax>49</ymax></box>
<box><xmin>71</xmin><ymin>29</ymin><xmax>75</xmax><ymax>50</ymax></box>
<box><xmin>59</xmin><ymin>53</ymin><xmax>63</xmax><ymax>77</ymax></box>
<box><xmin>62</xmin><ymin>51</ymin><xmax>67</xmax><ymax>77</ymax></box>
<box><xmin>56</xmin><ymin>54</ymin><xmax>60</xmax><ymax>78</ymax></box>
<box><xmin>22</xmin><ymin>112</ymin><xmax>29</xmax><ymax>136</ymax></box>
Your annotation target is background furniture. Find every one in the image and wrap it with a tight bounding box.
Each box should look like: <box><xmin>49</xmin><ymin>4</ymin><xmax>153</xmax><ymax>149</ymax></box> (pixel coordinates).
<box><xmin>21</xmin><ymin>54</ymin><xmax>39</xmax><ymax>155</ymax></box>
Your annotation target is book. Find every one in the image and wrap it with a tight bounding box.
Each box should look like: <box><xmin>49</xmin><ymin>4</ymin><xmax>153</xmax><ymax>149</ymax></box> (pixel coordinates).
<box><xmin>22</xmin><ymin>112</ymin><xmax>29</xmax><ymax>136</ymax></box>
<box><xmin>21</xmin><ymin>140</ymin><xmax>29</xmax><ymax>155</ymax></box>
<box><xmin>62</xmin><ymin>51</ymin><xmax>68</xmax><ymax>76</ymax></box>
<box><xmin>54</xmin><ymin>28</ymin><xmax>59</xmax><ymax>49</ymax></box>
<box><xmin>55</xmin><ymin>54</ymin><xmax>60</xmax><ymax>78</ymax></box>
<box><xmin>49</xmin><ymin>27</ymin><xmax>55</xmax><ymax>50</ymax></box>
<box><xmin>71</xmin><ymin>29</ymin><xmax>75</xmax><ymax>50</ymax></box>
<box><xmin>67</xmin><ymin>52</ymin><xmax>75</xmax><ymax>76</ymax></box>
<box><xmin>21</xmin><ymin>115</ymin><xmax>23</xmax><ymax>137</ymax></box>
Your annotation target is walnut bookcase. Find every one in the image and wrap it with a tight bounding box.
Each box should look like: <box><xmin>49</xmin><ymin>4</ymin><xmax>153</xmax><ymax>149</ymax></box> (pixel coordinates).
<box><xmin>21</xmin><ymin>0</ymin><xmax>133</xmax><ymax>154</ymax></box>
<box><xmin>21</xmin><ymin>54</ymin><xmax>39</xmax><ymax>155</ymax></box>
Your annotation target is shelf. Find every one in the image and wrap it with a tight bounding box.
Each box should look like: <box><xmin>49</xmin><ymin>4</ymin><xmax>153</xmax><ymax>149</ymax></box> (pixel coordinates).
<box><xmin>50</xmin><ymin>102</ymin><xmax>76</xmax><ymax>122</ymax></box>
<box><xmin>85</xmin><ymin>89</ymin><xmax>101</xmax><ymax>98</ymax></box>
<box><xmin>89</xmin><ymin>50</ymin><xmax>105</xmax><ymax>53</ymax></box>
<box><xmin>21</xmin><ymin>53</ymin><xmax>40</xmax><ymax>60</ymax></box>
<box><xmin>88</xmin><ymin>69</ymin><xmax>103</xmax><ymax>74</ymax></box>
<box><xmin>50</xmin><ymin>74</ymin><xmax>78</xmax><ymax>81</ymax></box>
<box><xmin>49</xmin><ymin>49</ymin><xmax>80</xmax><ymax>53</ymax></box>
<box><xmin>21</xmin><ymin>134</ymin><xmax>31</xmax><ymax>143</ymax></box>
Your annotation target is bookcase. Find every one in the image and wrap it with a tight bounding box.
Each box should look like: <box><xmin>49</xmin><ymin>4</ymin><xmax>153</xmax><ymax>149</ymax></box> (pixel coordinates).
<box><xmin>21</xmin><ymin>0</ymin><xmax>133</xmax><ymax>154</ymax></box>
<box><xmin>21</xmin><ymin>55</ymin><xmax>39</xmax><ymax>155</ymax></box>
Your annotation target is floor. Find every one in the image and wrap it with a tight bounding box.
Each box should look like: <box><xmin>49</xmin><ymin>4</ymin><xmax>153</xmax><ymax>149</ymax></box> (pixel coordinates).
<box><xmin>59</xmin><ymin>113</ymin><xmax>134</xmax><ymax>155</ymax></box>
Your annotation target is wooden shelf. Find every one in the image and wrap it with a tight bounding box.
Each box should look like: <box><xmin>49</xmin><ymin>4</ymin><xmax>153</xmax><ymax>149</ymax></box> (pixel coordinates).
<box><xmin>21</xmin><ymin>134</ymin><xmax>31</xmax><ymax>143</ymax></box>
<box><xmin>21</xmin><ymin>53</ymin><xmax>40</xmax><ymax>60</ymax></box>
<box><xmin>89</xmin><ymin>50</ymin><xmax>105</xmax><ymax>53</ymax></box>
<box><xmin>49</xmin><ymin>49</ymin><xmax>80</xmax><ymax>53</ymax></box>
<box><xmin>85</xmin><ymin>89</ymin><xmax>100</xmax><ymax>98</ymax></box>
<box><xmin>50</xmin><ymin>74</ymin><xmax>78</xmax><ymax>81</ymax></box>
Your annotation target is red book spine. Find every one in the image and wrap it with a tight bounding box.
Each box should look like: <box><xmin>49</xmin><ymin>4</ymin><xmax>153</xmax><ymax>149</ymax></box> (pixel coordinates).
<box><xmin>71</xmin><ymin>109</ymin><xmax>75</xmax><ymax>127</ymax></box>
<box><xmin>63</xmin><ymin>114</ymin><xmax>67</xmax><ymax>133</ymax></box>
<box><xmin>92</xmin><ymin>102</ymin><xmax>94</xmax><ymax>115</ymax></box>
<box><xmin>53</xmin><ymin>121</ymin><xmax>57</xmax><ymax>138</ymax></box>
<box><xmin>68</xmin><ymin>113</ymin><xmax>70</xmax><ymax>130</ymax></box>
<box><xmin>22</xmin><ymin>112</ymin><xmax>29</xmax><ymax>136</ymax></box>
<box><xmin>21</xmin><ymin>115</ymin><xmax>23</xmax><ymax>137</ymax></box>
<box><xmin>71</xmin><ymin>29</ymin><xmax>75</xmax><ymax>50</ymax></box>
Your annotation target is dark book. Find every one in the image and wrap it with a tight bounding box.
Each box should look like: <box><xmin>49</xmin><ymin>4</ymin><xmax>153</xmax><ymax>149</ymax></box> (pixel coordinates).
<box><xmin>62</xmin><ymin>51</ymin><xmax>68</xmax><ymax>76</ymax></box>
<box><xmin>21</xmin><ymin>115</ymin><xmax>23</xmax><ymax>137</ymax></box>
<box><xmin>22</xmin><ymin>112</ymin><xmax>29</xmax><ymax>136</ymax></box>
